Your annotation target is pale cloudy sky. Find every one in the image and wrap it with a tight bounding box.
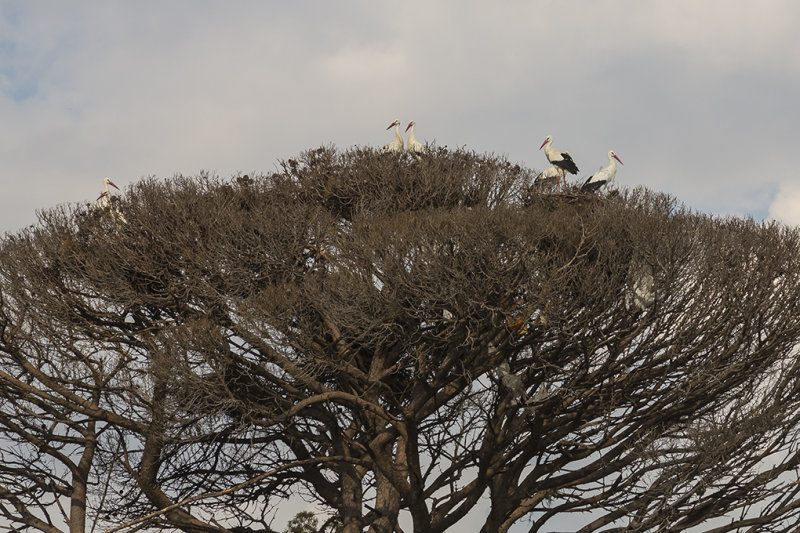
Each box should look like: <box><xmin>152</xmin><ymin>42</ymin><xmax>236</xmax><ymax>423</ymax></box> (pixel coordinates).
<box><xmin>2</xmin><ymin>1</ymin><xmax>800</xmax><ymax>232</ymax></box>
<box><xmin>2</xmin><ymin>2</ymin><xmax>799</xmax><ymax>529</ymax></box>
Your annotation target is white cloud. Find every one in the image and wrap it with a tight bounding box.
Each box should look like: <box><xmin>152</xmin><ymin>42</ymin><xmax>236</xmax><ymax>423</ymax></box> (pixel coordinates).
<box><xmin>2</xmin><ymin>1</ymin><xmax>800</xmax><ymax>232</ymax></box>
<box><xmin>768</xmin><ymin>182</ymin><xmax>800</xmax><ymax>227</ymax></box>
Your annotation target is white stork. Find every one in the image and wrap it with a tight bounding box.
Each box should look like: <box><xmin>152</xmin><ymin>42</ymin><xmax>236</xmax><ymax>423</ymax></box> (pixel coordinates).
<box><xmin>581</xmin><ymin>150</ymin><xmax>623</xmax><ymax>194</ymax></box>
<box><xmin>534</xmin><ymin>165</ymin><xmax>563</xmax><ymax>190</ymax></box>
<box><xmin>405</xmin><ymin>120</ymin><xmax>426</xmax><ymax>157</ymax></box>
<box><xmin>95</xmin><ymin>178</ymin><xmax>119</xmax><ymax>208</ymax></box>
<box><xmin>539</xmin><ymin>135</ymin><xmax>579</xmax><ymax>191</ymax></box>
<box><xmin>96</xmin><ymin>178</ymin><xmax>127</xmax><ymax>225</ymax></box>
<box><xmin>382</xmin><ymin>119</ymin><xmax>404</xmax><ymax>153</ymax></box>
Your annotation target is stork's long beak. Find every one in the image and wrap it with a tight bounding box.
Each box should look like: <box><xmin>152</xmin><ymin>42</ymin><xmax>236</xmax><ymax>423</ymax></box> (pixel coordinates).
<box><xmin>97</xmin><ymin>191</ymin><xmax>108</xmax><ymax>200</ymax></box>
<box><xmin>387</xmin><ymin>122</ymin><xmax>397</xmax><ymax>130</ymax></box>
<box><xmin>405</xmin><ymin>122</ymin><xmax>413</xmax><ymax>132</ymax></box>
<box><xmin>539</xmin><ymin>139</ymin><xmax>548</xmax><ymax>150</ymax></box>
<box><xmin>108</xmin><ymin>179</ymin><xmax>120</xmax><ymax>189</ymax></box>
<box><xmin>613</xmin><ymin>155</ymin><xmax>624</xmax><ymax>165</ymax></box>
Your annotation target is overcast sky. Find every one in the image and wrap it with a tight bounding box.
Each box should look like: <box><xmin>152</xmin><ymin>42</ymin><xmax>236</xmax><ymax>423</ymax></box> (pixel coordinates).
<box><xmin>2</xmin><ymin>2</ymin><xmax>799</xmax><ymax>529</ymax></box>
<box><xmin>2</xmin><ymin>0</ymin><xmax>800</xmax><ymax>232</ymax></box>
<box><xmin>2</xmin><ymin>1</ymin><xmax>800</xmax><ymax>234</ymax></box>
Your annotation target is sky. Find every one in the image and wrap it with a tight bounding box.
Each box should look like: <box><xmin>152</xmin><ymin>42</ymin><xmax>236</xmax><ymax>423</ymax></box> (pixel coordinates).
<box><xmin>0</xmin><ymin>0</ymin><xmax>799</xmax><ymax>529</ymax></box>
<box><xmin>1</xmin><ymin>1</ymin><xmax>800</xmax><ymax>234</ymax></box>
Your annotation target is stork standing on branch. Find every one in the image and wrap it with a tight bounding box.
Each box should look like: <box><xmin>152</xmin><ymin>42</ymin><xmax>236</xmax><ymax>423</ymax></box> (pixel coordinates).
<box><xmin>95</xmin><ymin>178</ymin><xmax>127</xmax><ymax>225</ymax></box>
<box><xmin>581</xmin><ymin>150</ymin><xmax>623</xmax><ymax>194</ymax></box>
<box><xmin>534</xmin><ymin>165</ymin><xmax>563</xmax><ymax>190</ymax></box>
<box><xmin>382</xmin><ymin>119</ymin><xmax>404</xmax><ymax>153</ymax></box>
<box><xmin>539</xmin><ymin>135</ymin><xmax>579</xmax><ymax>191</ymax></box>
<box><xmin>405</xmin><ymin>120</ymin><xmax>426</xmax><ymax>157</ymax></box>
<box><xmin>95</xmin><ymin>178</ymin><xmax>119</xmax><ymax>209</ymax></box>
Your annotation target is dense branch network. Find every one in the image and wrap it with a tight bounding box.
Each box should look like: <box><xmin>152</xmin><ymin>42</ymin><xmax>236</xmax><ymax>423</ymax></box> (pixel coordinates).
<box><xmin>1</xmin><ymin>147</ymin><xmax>800</xmax><ymax>533</ymax></box>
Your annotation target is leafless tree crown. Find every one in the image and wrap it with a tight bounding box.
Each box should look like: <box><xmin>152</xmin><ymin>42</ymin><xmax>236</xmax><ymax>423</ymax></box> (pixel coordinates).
<box><xmin>2</xmin><ymin>147</ymin><xmax>800</xmax><ymax>533</ymax></box>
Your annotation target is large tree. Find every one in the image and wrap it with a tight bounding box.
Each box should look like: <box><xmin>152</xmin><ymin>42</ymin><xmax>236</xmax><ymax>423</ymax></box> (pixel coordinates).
<box><xmin>2</xmin><ymin>147</ymin><xmax>800</xmax><ymax>533</ymax></box>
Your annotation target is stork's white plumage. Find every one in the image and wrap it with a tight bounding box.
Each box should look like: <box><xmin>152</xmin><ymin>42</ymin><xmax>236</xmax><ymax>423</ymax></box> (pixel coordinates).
<box><xmin>405</xmin><ymin>120</ymin><xmax>426</xmax><ymax>156</ymax></box>
<box><xmin>96</xmin><ymin>178</ymin><xmax>127</xmax><ymax>225</ymax></box>
<box><xmin>95</xmin><ymin>178</ymin><xmax>119</xmax><ymax>209</ymax></box>
<box><xmin>539</xmin><ymin>135</ymin><xmax>579</xmax><ymax>190</ymax></box>
<box><xmin>95</xmin><ymin>190</ymin><xmax>111</xmax><ymax>210</ymax></box>
<box><xmin>581</xmin><ymin>150</ymin><xmax>623</xmax><ymax>194</ymax></box>
<box><xmin>382</xmin><ymin>119</ymin><xmax>404</xmax><ymax>153</ymax></box>
<box><xmin>534</xmin><ymin>165</ymin><xmax>563</xmax><ymax>190</ymax></box>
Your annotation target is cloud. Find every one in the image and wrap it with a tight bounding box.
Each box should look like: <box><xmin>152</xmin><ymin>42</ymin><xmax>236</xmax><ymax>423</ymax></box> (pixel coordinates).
<box><xmin>2</xmin><ymin>1</ymin><xmax>800</xmax><ymax>233</ymax></box>
<box><xmin>649</xmin><ymin>1</ymin><xmax>800</xmax><ymax>73</ymax></box>
<box><xmin>768</xmin><ymin>182</ymin><xmax>800</xmax><ymax>227</ymax></box>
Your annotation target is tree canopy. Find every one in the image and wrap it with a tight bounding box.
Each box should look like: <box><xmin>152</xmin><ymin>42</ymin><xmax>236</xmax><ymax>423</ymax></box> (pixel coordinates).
<box><xmin>2</xmin><ymin>147</ymin><xmax>800</xmax><ymax>533</ymax></box>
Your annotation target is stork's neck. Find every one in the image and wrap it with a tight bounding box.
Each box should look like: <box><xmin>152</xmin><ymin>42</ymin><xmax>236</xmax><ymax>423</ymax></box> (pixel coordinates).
<box><xmin>607</xmin><ymin>153</ymin><xmax>617</xmax><ymax>171</ymax></box>
<box><xmin>542</xmin><ymin>138</ymin><xmax>556</xmax><ymax>155</ymax></box>
<box><xmin>395</xmin><ymin>124</ymin><xmax>403</xmax><ymax>144</ymax></box>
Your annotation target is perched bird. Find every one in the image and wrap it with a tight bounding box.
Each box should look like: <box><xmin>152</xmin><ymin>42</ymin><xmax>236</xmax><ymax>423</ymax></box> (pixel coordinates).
<box><xmin>581</xmin><ymin>150</ymin><xmax>623</xmax><ymax>194</ymax></box>
<box><xmin>539</xmin><ymin>135</ymin><xmax>579</xmax><ymax>190</ymax></box>
<box><xmin>95</xmin><ymin>178</ymin><xmax>119</xmax><ymax>209</ymax></box>
<box><xmin>95</xmin><ymin>178</ymin><xmax>127</xmax><ymax>225</ymax></box>
<box><xmin>382</xmin><ymin>119</ymin><xmax>404</xmax><ymax>153</ymax></box>
<box><xmin>405</xmin><ymin>120</ymin><xmax>426</xmax><ymax>156</ymax></box>
<box><xmin>534</xmin><ymin>165</ymin><xmax>563</xmax><ymax>190</ymax></box>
